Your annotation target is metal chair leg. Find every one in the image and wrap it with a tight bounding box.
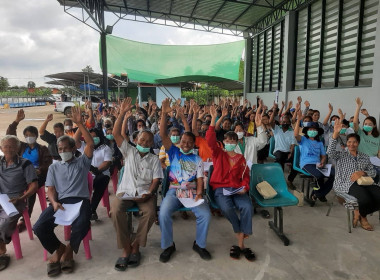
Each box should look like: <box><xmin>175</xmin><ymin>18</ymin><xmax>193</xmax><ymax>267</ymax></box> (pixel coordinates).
<box><xmin>347</xmin><ymin>208</ymin><xmax>351</xmax><ymax>233</ymax></box>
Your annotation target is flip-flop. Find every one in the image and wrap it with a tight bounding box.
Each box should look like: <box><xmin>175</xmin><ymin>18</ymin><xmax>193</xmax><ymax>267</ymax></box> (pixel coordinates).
<box><xmin>242</xmin><ymin>248</ymin><xmax>256</xmax><ymax>262</ymax></box>
<box><xmin>229</xmin><ymin>245</ymin><xmax>241</xmax><ymax>260</ymax></box>
<box><xmin>61</xmin><ymin>259</ymin><xmax>75</xmax><ymax>274</ymax></box>
<box><xmin>0</xmin><ymin>254</ymin><xmax>10</xmax><ymax>271</ymax></box>
<box><xmin>47</xmin><ymin>262</ymin><xmax>61</xmax><ymax>277</ymax></box>
<box><xmin>128</xmin><ymin>252</ymin><xmax>141</xmax><ymax>267</ymax></box>
<box><xmin>114</xmin><ymin>257</ymin><xmax>128</xmax><ymax>271</ymax></box>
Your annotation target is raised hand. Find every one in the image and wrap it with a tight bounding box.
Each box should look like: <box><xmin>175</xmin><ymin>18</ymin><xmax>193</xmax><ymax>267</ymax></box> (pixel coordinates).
<box><xmin>304</xmin><ymin>100</ymin><xmax>310</xmax><ymax>108</ymax></box>
<box><xmin>328</xmin><ymin>103</ymin><xmax>333</xmax><ymax>112</ymax></box>
<box><xmin>71</xmin><ymin>106</ymin><xmax>82</xmax><ymax>124</ymax></box>
<box><xmin>221</xmin><ymin>107</ymin><xmax>228</xmax><ymax>117</ymax></box>
<box><xmin>15</xmin><ymin>109</ymin><xmax>25</xmax><ymax>123</ymax></box>
<box><xmin>360</xmin><ymin>108</ymin><xmax>369</xmax><ymax>116</ymax></box>
<box><xmin>161</xmin><ymin>98</ymin><xmax>173</xmax><ymax>114</ymax></box>
<box><xmin>176</xmin><ymin>106</ymin><xmax>185</xmax><ymax>119</ymax></box>
<box><xmin>355</xmin><ymin>97</ymin><xmax>363</xmax><ymax>108</ymax></box>
<box><xmin>210</xmin><ymin>104</ymin><xmax>217</xmax><ymax>118</ymax></box>
<box><xmin>295</xmin><ymin>102</ymin><xmax>301</xmax><ymax>112</ymax></box>
<box><xmin>297</xmin><ymin>96</ymin><xmax>302</xmax><ymax>103</ymax></box>
<box><xmin>333</xmin><ymin>118</ymin><xmax>343</xmax><ymax>135</ymax></box>
<box><xmin>46</xmin><ymin>114</ymin><xmax>53</xmax><ymax>122</ymax></box>
<box><xmin>120</xmin><ymin>97</ymin><xmax>133</xmax><ymax>113</ymax></box>
<box><xmin>288</xmin><ymin>100</ymin><xmax>293</xmax><ymax>109</ymax></box>
<box><xmin>125</xmin><ymin>110</ymin><xmax>133</xmax><ymax>120</ymax></box>
<box><xmin>297</xmin><ymin>107</ymin><xmax>303</xmax><ymax>119</ymax></box>
<box><xmin>255</xmin><ymin>110</ymin><xmax>263</xmax><ymax>127</ymax></box>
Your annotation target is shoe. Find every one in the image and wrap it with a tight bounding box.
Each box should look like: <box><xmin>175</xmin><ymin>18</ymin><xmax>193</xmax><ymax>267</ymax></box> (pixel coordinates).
<box><xmin>90</xmin><ymin>212</ymin><xmax>98</xmax><ymax>221</ymax></box>
<box><xmin>192</xmin><ymin>241</ymin><xmax>211</xmax><ymax>260</ymax></box>
<box><xmin>353</xmin><ymin>211</ymin><xmax>360</xmax><ymax>228</ymax></box>
<box><xmin>359</xmin><ymin>216</ymin><xmax>374</xmax><ymax>231</ymax></box>
<box><xmin>318</xmin><ymin>196</ymin><xmax>327</xmax><ymax>202</ymax></box>
<box><xmin>159</xmin><ymin>243</ymin><xmax>176</xmax><ymax>263</ymax></box>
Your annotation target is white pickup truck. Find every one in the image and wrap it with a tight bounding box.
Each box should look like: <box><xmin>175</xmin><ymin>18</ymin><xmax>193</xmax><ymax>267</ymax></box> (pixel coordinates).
<box><xmin>54</xmin><ymin>96</ymin><xmax>102</xmax><ymax>116</ymax></box>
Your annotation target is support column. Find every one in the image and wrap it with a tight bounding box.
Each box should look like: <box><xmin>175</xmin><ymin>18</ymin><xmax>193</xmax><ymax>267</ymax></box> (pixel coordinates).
<box><xmin>100</xmin><ymin>32</ymin><xmax>109</xmax><ymax>105</ymax></box>
<box><xmin>243</xmin><ymin>35</ymin><xmax>253</xmax><ymax>99</ymax></box>
<box><xmin>282</xmin><ymin>11</ymin><xmax>297</xmax><ymax>104</ymax></box>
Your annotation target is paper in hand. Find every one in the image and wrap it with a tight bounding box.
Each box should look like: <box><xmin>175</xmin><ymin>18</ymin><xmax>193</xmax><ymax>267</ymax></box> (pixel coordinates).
<box><xmin>0</xmin><ymin>194</ymin><xmax>19</xmax><ymax>217</ymax></box>
<box><xmin>178</xmin><ymin>198</ymin><xmax>204</xmax><ymax>208</ymax></box>
<box><xmin>223</xmin><ymin>187</ymin><xmax>244</xmax><ymax>196</ymax></box>
<box><xmin>54</xmin><ymin>201</ymin><xmax>83</xmax><ymax>226</ymax></box>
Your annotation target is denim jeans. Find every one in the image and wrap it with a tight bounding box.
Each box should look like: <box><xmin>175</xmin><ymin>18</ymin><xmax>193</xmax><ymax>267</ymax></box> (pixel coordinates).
<box><xmin>214</xmin><ymin>188</ymin><xmax>253</xmax><ymax>235</ymax></box>
<box><xmin>159</xmin><ymin>188</ymin><xmax>211</xmax><ymax>249</ymax></box>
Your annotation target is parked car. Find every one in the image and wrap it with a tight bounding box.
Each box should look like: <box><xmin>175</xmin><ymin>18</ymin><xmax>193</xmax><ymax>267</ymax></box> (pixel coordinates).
<box><xmin>54</xmin><ymin>95</ymin><xmax>102</xmax><ymax>116</ymax></box>
<box><xmin>35</xmin><ymin>96</ymin><xmax>56</xmax><ymax>104</ymax></box>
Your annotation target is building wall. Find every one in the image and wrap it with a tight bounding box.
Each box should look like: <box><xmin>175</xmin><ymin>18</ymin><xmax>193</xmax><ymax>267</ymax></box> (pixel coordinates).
<box><xmin>247</xmin><ymin>0</ymin><xmax>380</xmax><ymax>125</ymax></box>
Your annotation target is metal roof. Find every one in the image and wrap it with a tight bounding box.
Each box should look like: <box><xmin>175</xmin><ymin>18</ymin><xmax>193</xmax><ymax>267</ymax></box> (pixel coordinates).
<box><xmin>57</xmin><ymin>0</ymin><xmax>311</xmax><ymax>36</ymax></box>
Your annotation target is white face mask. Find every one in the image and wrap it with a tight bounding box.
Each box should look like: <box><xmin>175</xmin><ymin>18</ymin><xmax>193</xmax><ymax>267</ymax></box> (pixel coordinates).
<box><xmin>59</xmin><ymin>152</ymin><xmax>73</xmax><ymax>162</ymax></box>
<box><xmin>236</xmin><ymin>132</ymin><xmax>244</xmax><ymax>139</ymax></box>
<box><xmin>25</xmin><ymin>136</ymin><xmax>36</xmax><ymax>144</ymax></box>
<box><xmin>64</xmin><ymin>125</ymin><xmax>73</xmax><ymax>131</ymax></box>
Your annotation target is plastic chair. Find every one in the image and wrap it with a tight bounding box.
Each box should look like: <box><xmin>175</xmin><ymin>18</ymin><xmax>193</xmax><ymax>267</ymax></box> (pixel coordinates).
<box><xmin>161</xmin><ymin>166</ymin><xmax>190</xmax><ymax>212</ymax></box>
<box><xmin>111</xmin><ymin>168</ymin><xmax>119</xmax><ymax>194</ymax></box>
<box><xmin>11</xmin><ymin>207</ymin><xmax>34</xmax><ymax>260</ymax></box>
<box><xmin>293</xmin><ymin>145</ymin><xmax>316</xmax><ymax>206</ymax></box>
<box><xmin>268</xmin><ymin>137</ymin><xmax>276</xmax><ymax>159</ymax></box>
<box><xmin>88</xmin><ymin>171</ymin><xmax>110</xmax><ymax>217</ymax></box>
<box><xmin>250</xmin><ymin>163</ymin><xmax>298</xmax><ymax>246</ymax></box>
<box><xmin>37</xmin><ymin>187</ymin><xmax>47</xmax><ymax>211</ymax></box>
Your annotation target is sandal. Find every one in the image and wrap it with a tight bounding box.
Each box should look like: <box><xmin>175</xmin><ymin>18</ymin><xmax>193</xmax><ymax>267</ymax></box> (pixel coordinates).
<box><xmin>47</xmin><ymin>262</ymin><xmax>61</xmax><ymax>277</ymax></box>
<box><xmin>360</xmin><ymin>217</ymin><xmax>374</xmax><ymax>231</ymax></box>
<box><xmin>114</xmin><ymin>257</ymin><xmax>128</xmax><ymax>271</ymax></box>
<box><xmin>242</xmin><ymin>248</ymin><xmax>256</xmax><ymax>262</ymax></box>
<box><xmin>229</xmin><ymin>245</ymin><xmax>241</xmax><ymax>260</ymax></box>
<box><xmin>352</xmin><ymin>212</ymin><xmax>360</xmax><ymax>228</ymax></box>
<box><xmin>127</xmin><ymin>252</ymin><xmax>141</xmax><ymax>267</ymax></box>
<box><xmin>61</xmin><ymin>259</ymin><xmax>75</xmax><ymax>274</ymax></box>
<box><xmin>0</xmin><ymin>254</ymin><xmax>10</xmax><ymax>271</ymax></box>
<box><xmin>260</xmin><ymin>210</ymin><xmax>270</xmax><ymax>219</ymax></box>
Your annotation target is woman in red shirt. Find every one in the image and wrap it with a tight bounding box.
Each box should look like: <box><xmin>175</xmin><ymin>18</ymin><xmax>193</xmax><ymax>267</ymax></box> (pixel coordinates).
<box><xmin>206</xmin><ymin>105</ymin><xmax>255</xmax><ymax>261</ymax></box>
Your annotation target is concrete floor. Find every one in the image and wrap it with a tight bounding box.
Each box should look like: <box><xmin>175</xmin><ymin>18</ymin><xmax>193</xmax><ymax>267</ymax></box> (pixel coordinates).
<box><xmin>2</xmin><ymin>177</ymin><xmax>380</xmax><ymax>280</ymax></box>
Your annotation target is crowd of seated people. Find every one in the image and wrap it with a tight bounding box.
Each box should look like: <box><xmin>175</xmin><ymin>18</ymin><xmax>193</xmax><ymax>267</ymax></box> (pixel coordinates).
<box><xmin>0</xmin><ymin>94</ymin><xmax>379</xmax><ymax>275</ymax></box>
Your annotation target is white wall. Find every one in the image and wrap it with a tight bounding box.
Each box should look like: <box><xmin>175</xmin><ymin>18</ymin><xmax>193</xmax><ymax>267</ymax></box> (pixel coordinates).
<box><xmin>156</xmin><ymin>86</ymin><xmax>181</xmax><ymax>107</ymax></box>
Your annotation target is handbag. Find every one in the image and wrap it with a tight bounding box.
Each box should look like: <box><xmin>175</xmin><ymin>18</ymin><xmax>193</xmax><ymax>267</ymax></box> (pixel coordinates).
<box><xmin>357</xmin><ymin>176</ymin><xmax>374</xmax><ymax>186</ymax></box>
<box><xmin>256</xmin><ymin>175</ymin><xmax>277</xmax><ymax>199</ymax></box>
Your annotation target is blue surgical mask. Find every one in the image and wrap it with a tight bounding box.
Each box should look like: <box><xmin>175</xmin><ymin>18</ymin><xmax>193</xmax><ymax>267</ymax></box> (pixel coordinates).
<box><xmin>180</xmin><ymin>148</ymin><xmax>194</xmax><ymax>155</ymax></box>
<box><xmin>136</xmin><ymin>144</ymin><xmax>150</xmax><ymax>153</ymax></box>
<box><xmin>340</xmin><ymin>128</ymin><xmax>347</xmax><ymax>134</ymax></box>
<box><xmin>307</xmin><ymin>130</ymin><xmax>318</xmax><ymax>138</ymax></box>
<box><xmin>170</xmin><ymin>135</ymin><xmax>180</xmax><ymax>144</ymax></box>
<box><xmin>349</xmin><ymin>122</ymin><xmax>354</xmax><ymax>128</ymax></box>
<box><xmin>224</xmin><ymin>143</ymin><xmax>237</xmax><ymax>152</ymax></box>
<box><xmin>93</xmin><ymin>137</ymin><xmax>100</xmax><ymax>146</ymax></box>
<box><xmin>331</xmin><ymin>121</ymin><xmax>335</xmax><ymax>126</ymax></box>
<box><xmin>106</xmin><ymin>134</ymin><xmax>114</xmax><ymax>141</ymax></box>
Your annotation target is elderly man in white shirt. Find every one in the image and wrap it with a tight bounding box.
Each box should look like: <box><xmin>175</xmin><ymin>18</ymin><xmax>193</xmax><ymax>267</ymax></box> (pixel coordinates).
<box><xmin>111</xmin><ymin>97</ymin><xmax>163</xmax><ymax>272</ymax></box>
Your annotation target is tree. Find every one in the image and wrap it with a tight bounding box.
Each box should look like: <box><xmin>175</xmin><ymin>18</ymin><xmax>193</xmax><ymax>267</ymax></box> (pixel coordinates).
<box><xmin>82</xmin><ymin>65</ymin><xmax>94</xmax><ymax>73</ymax></box>
<box><xmin>0</xmin><ymin>77</ymin><xmax>9</xmax><ymax>92</ymax></box>
<box><xmin>27</xmin><ymin>81</ymin><xmax>36</xmax><ymax>89</ymax></box>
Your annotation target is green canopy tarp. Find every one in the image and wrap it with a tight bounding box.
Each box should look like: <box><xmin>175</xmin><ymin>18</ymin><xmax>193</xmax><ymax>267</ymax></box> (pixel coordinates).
<box><xmin>101</xmin><ymin>35</ymin><xmax>245</xmax><ymax>84</ymax></box>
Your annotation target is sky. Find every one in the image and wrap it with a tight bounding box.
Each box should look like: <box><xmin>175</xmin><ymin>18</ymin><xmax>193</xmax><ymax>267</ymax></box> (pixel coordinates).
<box><xmin>0</xmin><ymin>0</ymin><xmax>241</xmax><ymax>87</ymax></box>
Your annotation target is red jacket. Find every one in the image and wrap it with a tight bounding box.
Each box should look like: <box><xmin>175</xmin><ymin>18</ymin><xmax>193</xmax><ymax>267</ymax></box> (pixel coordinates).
<box><xmin>206</xmin><ymin>126</ymin><xmax>250</xmax><ymax>191</ymax></box>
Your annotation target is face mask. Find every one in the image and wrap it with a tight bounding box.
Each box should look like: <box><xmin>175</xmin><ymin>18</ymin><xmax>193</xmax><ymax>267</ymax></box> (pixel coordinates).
<box><xmin>307</xmin><ymin>130</ymin><xmax>318</xmax><ymax>138</ymax></box>
<box><xmin>180</xmin><ymin>148</ymin><xmax>194</xmax><ymax>155</ymax></box>
<box><xmin>170</xmin><ymin>135</ymin><xmax>180</xmax><ymax>144</ymax></box>
<box><xmin>363</xmin><ymin>125</ymin><xmax>373</xmax><ymax>132</ymax></box>
<box><xmin>331</xmin><ymin>121</ymin><xmax>335</xmax><ymax>126</ymax></box>
<box><xmin>138</xmin><ymin>128</ymin><xmax>143</xmax><ymax>132</ymax></box>
<box><xmin>281</xmin><ymin>124</ymin><xmax>290</xmax><ymax>129</ymax></box>
<box><xmin>25</xmin><ymin>136</ymin><xmax>36</xmax><ymax>144</ymax></box>
<box><xmin>224</xmin><ymin>143</ymin><xmax>237</xmax><ymax>152</ymax></box>
<box><xmin>106</xmin><ymin>134</ymin><xmax>114</xmax><ymax>141</ymax></box>
<box><xmin>59</xmin><ymin>152</ymin><xmax>73</xmax><ymax>162</ymax></box>
<box><xmin>64</xmin><ymin>126</ymin><xmax>73</xmax><ymax>131</ymax></box>
<box><xmin>236</xmin><ymin>132</ymin><xmax>244</xmax><ymax>139</ymax></box>
<box><xmin>340</xmin><ymin>128</ymin><xmax>347</xmax><ymax>134</ymax></box>
<box><xmin>104</xmin><ymin>124</ymin><xmax>111</xmax><ymax>129</ymax></box>
<box><xmin>136</xmin><ymin>144</ymin><xmax>150</xmax><ymax>153</ymax></box>
<box><xmin>302</xmin><ymin>122</ymin><xmax>311</xmax><ymax>128</ymax></box>
<box><xmin>93</xmin><ymin>137</ymin><xmax>100</xmax><ymax>146</ymax></box>
<box><xmin>349</xmin><ymin>122</ymin><xmax>354</xmax><ymax>128</ymax></box>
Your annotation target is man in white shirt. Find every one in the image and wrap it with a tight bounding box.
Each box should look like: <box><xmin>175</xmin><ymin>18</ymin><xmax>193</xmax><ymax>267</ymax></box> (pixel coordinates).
<box><xmin>111</xmin><ymin>97</ymin><xmax>163</xmax><ymax>271</ymax></box>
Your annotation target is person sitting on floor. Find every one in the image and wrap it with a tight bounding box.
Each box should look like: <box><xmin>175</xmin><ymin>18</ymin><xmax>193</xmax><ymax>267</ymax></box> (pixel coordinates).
<box><xmin>158</xmin><ymin>98</ymin><xmax>211</xmax><ymax>263</ymax></box>
<box><xmin>206</xmin><ymin>105</ymin><xmax>255</xmax><ymax>261</ymax></box>
<box><xmin>0</xmin><ymin>135</ymin><xmax>38</xmax><ymax>271</ymax></box>
<box><xmin>111</xmin><ymin>97</ymin><xmax>163</xmax><ymax>271</ymax></box>
<box><xmin>328</xmin><ymin>119</ymin><xmax>380</xmax><ymax>231</ymax></box>
<box><xmin>33</xmin><ymin>106</ymin><xmax>94</xmax><ymax>277</ymax></box>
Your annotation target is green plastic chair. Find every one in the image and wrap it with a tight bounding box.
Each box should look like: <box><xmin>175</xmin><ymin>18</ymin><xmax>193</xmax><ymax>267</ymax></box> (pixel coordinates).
<box><xmin>205</xmin><ymin>165</ymin><xmax>219</xmax><ymax>209</ymax></box>
<box><xmin>250</xmin><ymin>163</ymin><xmax>298</xmax><ymax>246</ymax></box>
